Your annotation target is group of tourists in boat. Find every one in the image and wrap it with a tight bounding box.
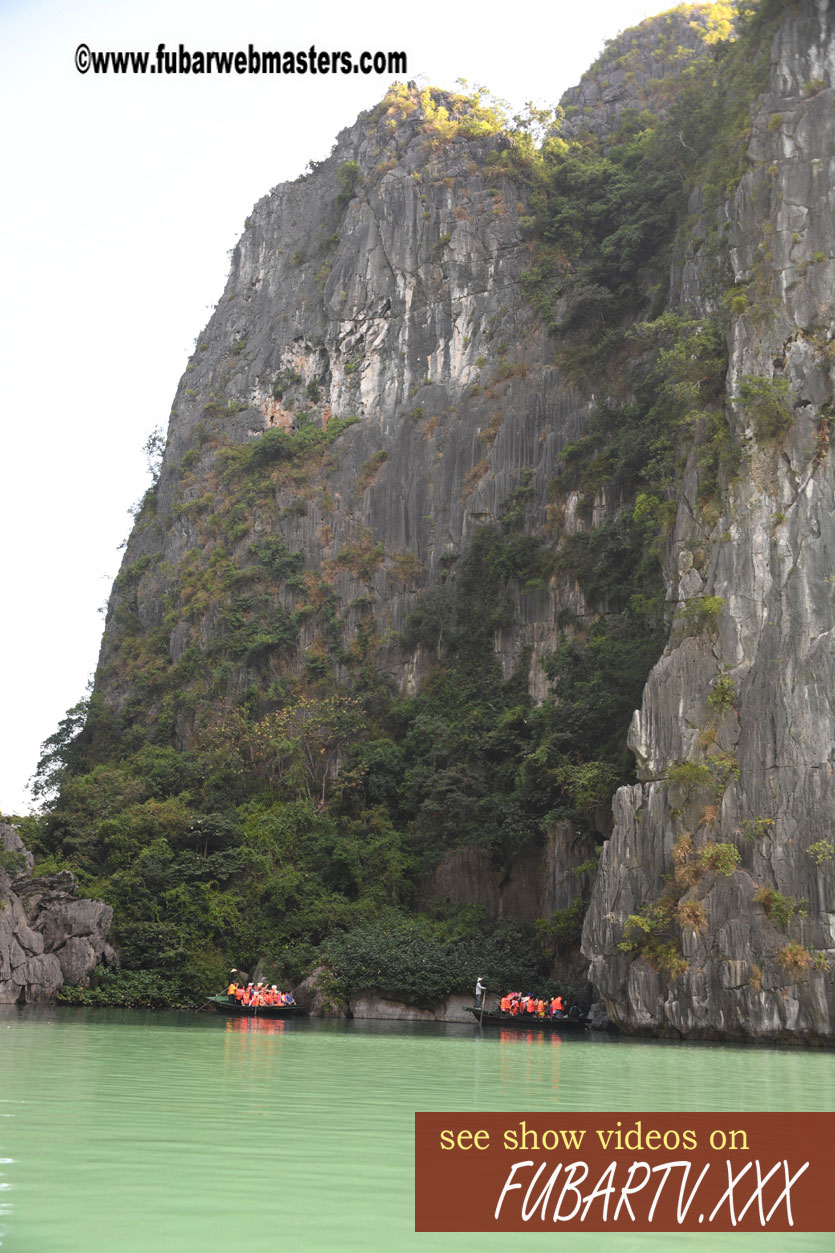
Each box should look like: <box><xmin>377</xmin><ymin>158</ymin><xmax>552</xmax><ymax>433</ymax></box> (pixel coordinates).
<box><xmin>498</xmin><ymin>991</ymin><xmax>569</xmax><ymax>1018</ymax></box>
<box><xmin>467</xmin><ymin>977</ymin><xmax>586</xmax><ymax>1029</ymax></box>
<box><xmin>225</xmin><ymin>979</ymin><xmax>296</xmax><ymax>1009</ymax></box>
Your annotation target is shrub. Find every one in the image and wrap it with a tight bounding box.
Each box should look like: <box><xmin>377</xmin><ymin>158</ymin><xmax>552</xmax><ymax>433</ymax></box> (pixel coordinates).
<box><xmin>336</xmin><ymin>160</ymin><xmax>361</xmax><ymax>205</ymax></box>
<box><xmin>777</xmin><ymin>942</ymin><xmax>813</xmax><ymax>975</ymax></box>
<box><xmin>705</xmin><ymin>751</ymin><xmax>739</xmax><ymax>792</ymax></box>
<box><xmin>537</xmin><ymin>897</ymin><xmax>586</xmax><ymax>952</ymax></box>
<box><xmin>672</xmin><ymin>835</ymin><xmax>701</xmax><ymax>889</ymax></box>
<box><xmin>698</xmin><ymin>842</ymin><xmax>740</xmax><ymax>876</ymax></box>
<box><xmin>272</xmin><ymin>368</ymin><xmax>302</xmax><ymax>398</ymax></box>
<box><xmin>58</xmin><ymin>965</ymin><xmax>192</xmax><ymax>1008</ymax></box>
<box><xmin>619</xmin><ymin>898</ymin><xmax>688</xmax><ymax>976</ymax></box>
<box><xmin>752</xmin><ymin>886</ymin><xmax>806</xmax><ymax>929</ymax></box>
<box><xmin>676</xmin><ymin>899</ymin><xmax>707</xmax><ymax>931</ymax></box>
<box><xmin>707</xmin><ymin>673</ymin><xmax>736</xmax><ymax>712</ymax></box>
<box><xmin>0</xmin><ymin>849</ymin><xmax>27</xmax><ymax>876</ymax></box>
<box><xmin>244</xmin><ymin>415</ymin><xmax>360</xmax><ymax>470</ymax></box>
<box><xmin>554</xmin><ymin>761</ymin><xmax>620</xmax><ymax>814</ymax></box>
<box><xmin>665</xmin><ymin>761</ymin><xmax>712</xmax><ymax>796</ymax></box>
<box><xmin>678</xmin><ymin>595</ymin><xmax>725</xmax><ymax>634</ymax></box>
<box><xmin>807</xmin><ymin>839</ymin><xmax>835</xmax><ymax>865</ymax></box>
<box><xmin>735</xmin><ymin>375</ymin><xmax>793</xmax><ymax>440</ymax></box>
<box><xmin>740</xmin><ymin>817</ymin><xmax>775</xmax><ymax>843</ymax></box>
<box><xmin>390</xmin><ymin>550</ymin><xmax>423</xmax><ymax>588</ymax></box>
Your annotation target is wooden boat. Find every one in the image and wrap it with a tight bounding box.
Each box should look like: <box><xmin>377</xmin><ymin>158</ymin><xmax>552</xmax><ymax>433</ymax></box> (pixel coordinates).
<box><xmin>205</xmin><ymin>995</ymin><xmax>306</xmax><ymax>1019</ymax></box>
<box><xmin>465</xmin><ymin>1006</ymin><xmax>588</xmax><ymax>1032</ymax></box>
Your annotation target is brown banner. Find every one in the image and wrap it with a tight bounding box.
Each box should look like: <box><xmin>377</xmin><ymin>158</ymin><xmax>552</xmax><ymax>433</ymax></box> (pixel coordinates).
<box><xmin>415</xmin><ymin>1112</ymin><xmax>833</xmax><ymax>1232</ymax></box>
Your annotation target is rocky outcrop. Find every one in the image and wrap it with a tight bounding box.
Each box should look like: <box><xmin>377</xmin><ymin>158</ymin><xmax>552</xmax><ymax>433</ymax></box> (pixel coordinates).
<box><xmin>0</xmin><ymin>825</ymin><xmax>114</xmax><ymax>1003</ymax></box>
<box><xmin>292</xmin><ymin>966</ymin><xmax>348</xmax><ymax>1017</ymax></box>
<box><xmin>583</xmin><ymin>0</ymin><xmax>835</xmax><ymax>1044</ymax></box>
<box><xmin>101</xmin><ymin>83</ymin><xmax>595</xmax><ymax>726</ymax></box>
<box><xmin>417</xmin><ymin>821</ymin><xmax>596</xmax><ymax>924</ymax></box>
<box><xmin>560</xmin><ymin>3</ymin><xmax>734</xmax><ymax>147</ymax></box>
<box><xmin>348</xmin><ymin>993</ymin><xmax>471</xmax><ymax>1023</ymax></box>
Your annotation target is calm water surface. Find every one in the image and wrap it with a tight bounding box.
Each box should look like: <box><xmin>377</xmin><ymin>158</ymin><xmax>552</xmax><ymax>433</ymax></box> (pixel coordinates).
<box><xmin>0</xmin><ymin>1006</ymin><xmax>831</xmax><ymax>1251</ymax></box>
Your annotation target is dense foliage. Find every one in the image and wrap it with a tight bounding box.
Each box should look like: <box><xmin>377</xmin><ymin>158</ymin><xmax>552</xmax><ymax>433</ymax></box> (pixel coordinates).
<box><xmin>30</xmin><ymin>521</ymin><xmax>618</xmax><ymax>1004</ymax></box>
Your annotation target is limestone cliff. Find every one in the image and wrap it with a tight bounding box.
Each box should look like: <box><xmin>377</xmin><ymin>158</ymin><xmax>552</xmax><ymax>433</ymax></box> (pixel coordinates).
<box><xmin>584</xmin><ymin>0</ymin><xmax>835</xmax><ymax>1043</ymax></box>
<box><xmin>103</xmin><ymin>90</ymin><xmax>581</xmax><ymax>713</ymax></box>
<box><xmin>42</xmin><ymin>1</ymin><xmax>835</xmax><ymax>1035</ymax></box>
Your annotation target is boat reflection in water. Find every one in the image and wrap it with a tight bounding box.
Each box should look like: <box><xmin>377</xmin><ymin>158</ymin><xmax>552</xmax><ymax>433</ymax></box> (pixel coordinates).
<box><xmin>499</xmin><ymin>1028</ymin><xmax>562</xmax><ymax>1047</ymax></box>
<box><xmin>225</xmin><ymin>1015</ymin><xmax>287</xmax><ymax>1034</ymax></box>
<box><xmin>497</xmin><ymin>1025</ymin><xmax>563</xmax><ymax>1097</ymax></box>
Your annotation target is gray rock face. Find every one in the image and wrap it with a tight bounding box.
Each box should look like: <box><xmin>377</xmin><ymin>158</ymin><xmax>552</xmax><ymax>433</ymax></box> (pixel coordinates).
<box><xmin>0</xmin><ymin>824</ymin><xmax>34</xmax><ymax>873</ymax></box>
<box><xmin>417</xmin><ymin>821</ymin><xmax>595</xmax><ymax>924</ymax></box>
<box><xmin>348</xmin><ymin>993</ymin><xmax>471</xmax><ymax>1023</ymax></box>
<box><xmin>586</xmin><ymin>1001</ymin><xmax>612</xmax><ymax>1031</ymax></box>
<box><xmin>293</xmin><ymin>966</ymin><xmax>347</xmax><ymax>1018</ymax></box>
<box><xmin>0</xmin><ymin>825</ymin><xmax>113</xmax><ymax>1003</ymax></box>
<box><xmin>101</xmin><ymin>85</ymin><xmax>597</xmax><ymax>722</ymax></box>
<box><xmin>583</xmin><ymin>0</ymin><xmax>835</xmax><ymax>1043</ymax></box>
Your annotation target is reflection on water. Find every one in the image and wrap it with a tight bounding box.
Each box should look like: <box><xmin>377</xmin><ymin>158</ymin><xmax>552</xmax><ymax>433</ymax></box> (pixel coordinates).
<box><xmin>0</xmin><ymin>1005</ymin><xmax>831</xmax><ymax>1252</ymax></box>
<box><xmin>224</xmin><ymin>1014</ymin><xmax>286</xmax><ymax>1034</ymax></box>
<box><xmin>498</xmin><ymin>1028</ymin><xmax>562</xmax><ymax>1097</ymax></box>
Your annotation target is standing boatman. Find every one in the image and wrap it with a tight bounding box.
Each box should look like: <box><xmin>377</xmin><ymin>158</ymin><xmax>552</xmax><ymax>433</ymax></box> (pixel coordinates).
<box><xmin>475</xmin><ymin>976</ymin><xmax>487</xmax><ymax>1009</ymax></box>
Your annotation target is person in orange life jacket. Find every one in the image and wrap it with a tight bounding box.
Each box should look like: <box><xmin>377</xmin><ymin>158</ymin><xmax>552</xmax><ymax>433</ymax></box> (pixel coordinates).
<box><xmin>234</xmin><ymin>983</ymin><xmax>245</xmax><ymax>1003</ymax></box>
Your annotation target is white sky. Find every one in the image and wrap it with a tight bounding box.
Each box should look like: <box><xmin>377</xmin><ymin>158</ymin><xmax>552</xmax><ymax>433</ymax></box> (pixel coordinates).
<box><xmin>1</xmin><ymin>0</ymin><xmax>702</xmax><ymax>814</ymax></box>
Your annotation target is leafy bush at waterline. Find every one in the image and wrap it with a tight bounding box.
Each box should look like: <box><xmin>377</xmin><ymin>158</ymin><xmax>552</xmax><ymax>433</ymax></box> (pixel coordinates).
<box><xmin>322</xmin><ymin>911</ymin><xmax>546</xmax><ymax>1008</ymax></box>
<box><xmin>57</xmin><ymin>966</ymin><xmax>192</xmax><ymax>1009</ymax></box>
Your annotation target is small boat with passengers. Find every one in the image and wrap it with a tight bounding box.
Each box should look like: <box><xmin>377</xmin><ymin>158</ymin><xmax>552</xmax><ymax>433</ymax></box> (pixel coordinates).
<box><xmin>463</xmin><ymin>997</ymin><xmax>589</xmax><ymax>1027</ymax></box>
<box><xmin>205</xmin><ymin>994</ymin><xmax>306</xmax><ymax>1019</ymax></box>
<box><xmin>466</xmin><ymin>987</ymin><xmax>588</xmax><ymax>1032</ymax></box>
<box><xmin>465</xmin><ymin>1005</ymin><xmax>588</xmax><ymax>1032</ymax></box>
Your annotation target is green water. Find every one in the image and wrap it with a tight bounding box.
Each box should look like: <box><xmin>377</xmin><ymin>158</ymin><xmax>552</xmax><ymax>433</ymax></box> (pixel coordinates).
<box><xmin>0</xmin><ymin>1006</ymin><xmax>831</xmax><ymax>1251</ymax></box>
